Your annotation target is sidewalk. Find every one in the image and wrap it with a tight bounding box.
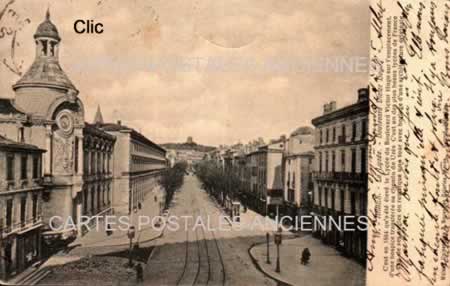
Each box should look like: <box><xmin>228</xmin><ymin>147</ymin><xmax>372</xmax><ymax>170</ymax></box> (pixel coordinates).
<box><xmin>250</xmin><ymin>235</ymin><xmax>366</xmax><ymax>286</ymax></box>
<box><xmin>67</xmin><ymin>187</ymin><xmax>165</xmax><ymax>256</ymax></box>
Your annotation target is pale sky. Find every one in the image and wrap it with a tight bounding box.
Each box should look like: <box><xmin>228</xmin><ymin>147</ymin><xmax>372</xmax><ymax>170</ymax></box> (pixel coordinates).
<box><xmin>0</xmin><ymin>0</ymin><xmax>369</xmax><ymax>146</ymax></box>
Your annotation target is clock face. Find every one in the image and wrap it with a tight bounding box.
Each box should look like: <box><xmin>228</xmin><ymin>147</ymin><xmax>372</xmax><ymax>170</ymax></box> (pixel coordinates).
<box><xmin>56</xmin><ymin>110</ymin><xmax>74</xmax><ymax>136</ymax></box>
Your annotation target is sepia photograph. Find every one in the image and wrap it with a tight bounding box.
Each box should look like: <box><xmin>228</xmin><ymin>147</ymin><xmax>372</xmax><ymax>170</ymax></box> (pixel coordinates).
<box><xmin>0</xmin><ymin>0</ymin><xmax>447</xmax><ymax>286</ymax></box>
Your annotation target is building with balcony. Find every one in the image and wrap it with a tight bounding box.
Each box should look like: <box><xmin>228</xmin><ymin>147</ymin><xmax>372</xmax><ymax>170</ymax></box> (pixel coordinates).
<box><xmin>311</xmin><ymin>87</ymin><xmax>369</xmax><ymax>263</ymax></box>
<box><xmin>0</xmin><ymin>136</ymin><xmax>45</xmax><ymax>280</ymax></box>
<box><xmin>97</xmin><ymin>119</ymin><xmax>167</xmax><ymax>214</ymax></box>
<box><xmin>282</xmin><ymin>126</ymin><xmax>315</xmax><ymax>220</ymax></box>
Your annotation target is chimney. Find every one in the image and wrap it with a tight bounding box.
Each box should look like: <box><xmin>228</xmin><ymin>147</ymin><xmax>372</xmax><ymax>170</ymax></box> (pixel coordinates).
<box><xmin>323</xmin><ymin>101</ymin><xmax>337</xmax><ymax>114</ymax></box>
<box><xmin>323</xmin><ymin>103</ymin><xmax>329</xmax><ymax>114</ymax></box>
<box><xmin>329</xmin><ymin>101</ymin><xmax>336</xmax><ymax>111</ymax></box>
<box><xmin>358</xmin><ymin>87</ymin><xmax>369</xmax><ymax>102</ymax></box>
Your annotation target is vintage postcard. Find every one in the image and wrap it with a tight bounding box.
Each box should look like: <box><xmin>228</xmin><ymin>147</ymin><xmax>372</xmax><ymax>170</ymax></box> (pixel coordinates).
<box><xmin>0</xmin><ymin>0</ymin><xmax>447</xmax><ymax>285</ymax></box>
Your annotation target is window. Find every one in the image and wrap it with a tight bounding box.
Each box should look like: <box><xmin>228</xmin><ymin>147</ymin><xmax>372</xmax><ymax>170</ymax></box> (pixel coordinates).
<box><xmin>97</xmin><ymin>152</ymin><xmax>101</xmax><ymax>174</ymax></box>
<box><xmin>32</xmin><ymin>194</ymin><xmax>38</xmax><ymax>221</ymax></box>
<box><xmin>332</xmin><ymin>127</ymin><xmax>336</xmax><ymax>142</ymax></box>
<box><xmin>6</xmin><ymin>154</ymin><xmax>14</xmax><ymax>181</ymax></box>
<box><xmin>331</xmin><ymin>189</ymin><xmax>335</xmax><ymax>210</ymax></box>
<box><xmin>352</xmin><ymin>121</ymin><xmax>357</xmax><ymax>141</ymax></box>
<box><xmin>32</xmin><ymin>156</ymin><xmax>39</xmax><ymax>179</ymax></box>
<box><xmin>341</xmin><ymin>150</ymin><xmax>346</xmax><ymax>172</ymax></box>
<box><xmin>361</xmin><ymin>148</ymin><xmax>367</xmax><ymax>174</ymax></box>
<box><xmin>319</xmin><ymin>152</ymin><xmax>322</xmax><ymax>172</ymax></box>
<box><xmin>41</xmin><ymin>40</ymin><xmax>48</xmax><ymax>55</ymax></box>
<box><xmin>318</xmin><ymin>187</ymin><xmax>322</xmax><ymax>208</ymax></box>
<box><xmin>91</xmin><ymin>188</ymin><xmax>95</xmax><ymax>213</ymax></box>
<box><xmin>332</xmin><ymin>151</ymin><xmax>336</xmax><ymax>172</ymax></box>
<box><xmin>292</xmin><ymin>173</ymin><xmax>296</xmax><ymax>188</ymax></box>
<box><xmin>20</xmin><ymin>197</ymin><xmax>26</xmax><ymax>226</ymax></box>
<box><xmin>361</xmin><ymin>119</ymin><xmax>367</xmax><ymax>139</ymax></box>
<box><xmin>102</xmin><ymin>152</ymin><xmax>106</xmax><ymax>173</ymax></box>
<box><xmin>83</xmin><ymin>188</ymin><xmax>88</xmax><ymax>215</ymax></box>
<box><xmin>325</xmin><ymin>151</ymin><xmax>329</xmax><ymax>172</ymax></box>
<box><xmin>288</xmin><ymin>189</ymin><xmax>295</xmax><ymax>202</ymax></box>
<box><xmin>320</xmin><ymin>130</ymin><xmax>323</xmax><ymax>144</ymax></box>
<box><xmin>20</xmin><ymin>155</ymin><xmax>27</xmax><ymax>180</ymax></box>
<box><xmin>326</xmin><ymin>129</ymin><xmax>329</xmax><ymax>143</ymax></box>
<box><xmin>84</xmin><ymin>150</ymin><xmax>89</xmax><ymax>174</ymax></box>
<box><xmin>324</xmin><ymin>188</ymin><xmax>328</xmax><ymax>209</ymax></box>
<box><xmin>360</xmin><ymin>194</ymin><xmax>367</xmax><ymax>216</ymax></box>
<box><xmin>18</xmin><ymin>127</ymin><xmax>24</xmax><ymax>143</ymax></box>
<box><xmin>49</xmin><ymin>41</ymin><xmax>56</xmax><ymax>56</ymax></box>
<box><xmin>340</xmin><ymin>190</ymin><xmax>345</xmax><ymax>213</ymax></box>
<box><xmin>351</xmin><ymin>192</ymin><xmax>356</xmax><ymax>214</ymax></box>
<box><xmin>6</xmin><ymin>199</ymin><xmax>13</xmax><ymax>229</ymax></box>
<box><xmin>351</xmin><ymin>149</ymin><xmax>356</xmax><ymax>173</ymax></box>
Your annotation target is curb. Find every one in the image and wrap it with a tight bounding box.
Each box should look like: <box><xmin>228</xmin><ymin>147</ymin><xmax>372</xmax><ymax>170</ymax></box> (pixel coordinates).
<box><xmin>247</xmin><ymin>242</ymin><xmax>293</xmax><ymax>286</ymax></box>
<box><xmin>71</xmin><ymin>212</ymin><xmax>169</xmax><ymax>250</ymax></box>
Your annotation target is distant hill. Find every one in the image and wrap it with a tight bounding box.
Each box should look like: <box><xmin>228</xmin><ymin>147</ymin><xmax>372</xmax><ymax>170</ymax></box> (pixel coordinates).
<box><xmin>161</xmin><ymin>142</ymin><xmax>216</xmax><ymax>153</ymax></box>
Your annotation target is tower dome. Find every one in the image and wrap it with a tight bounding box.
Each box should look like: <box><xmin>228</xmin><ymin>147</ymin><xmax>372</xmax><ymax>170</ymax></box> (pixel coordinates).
<box><xmin>291</xmin><ymin>126</ymin><xmax>314</xmax><ymax>136</ymax></box>
<box><xmin>13</xmin><ymin>9</ymin><xmax>77</xmax><ymax>93</ymax></box>
<box><xmin>34</xmin><ymin>9</ymin><xmax>60</xmax><ymax>41</ymax></box>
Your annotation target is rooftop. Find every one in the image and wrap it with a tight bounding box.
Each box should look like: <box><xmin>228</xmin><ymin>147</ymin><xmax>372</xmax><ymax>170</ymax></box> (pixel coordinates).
<box><xmin>100</xmin><ymin>122</ymin><xmax>166</xmax><ymax>154</ymax></box>
<box><xmin>0</xmin><ymin>135</ymin><xmax>45</xmax><ymax>152</ymax></box>
<box><xmin>34</xmin><ymin>9</ymin><xmax>60</xmax><ymax>41</ymax></box>
<box><xmin>311</xmin><ymin>88</ymin><xmax>369</xmax><ymax>126</ymax></box>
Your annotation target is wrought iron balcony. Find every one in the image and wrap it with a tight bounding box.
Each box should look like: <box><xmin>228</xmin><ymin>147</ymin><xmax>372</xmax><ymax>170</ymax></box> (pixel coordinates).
<box><xmin>313</xmin><ymin>171</ymin><xmax>367</xmax><ymax>183</ymax></box>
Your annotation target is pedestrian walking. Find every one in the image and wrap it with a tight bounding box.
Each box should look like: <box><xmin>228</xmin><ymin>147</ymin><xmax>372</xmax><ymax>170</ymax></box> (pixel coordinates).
<box><xmin>135</xmin><ymin>263</ymin><xmax>144</xmax><ymax>283</ymax></box>
<box><xmin>106</xmin><ymin>222</ymin><xmax>113</xmax><ymax>236</ymax></box>
<box><xmin>301</xmin><ymin>248</ymin><xmax>311</xmax><ymax>265</ymax></box>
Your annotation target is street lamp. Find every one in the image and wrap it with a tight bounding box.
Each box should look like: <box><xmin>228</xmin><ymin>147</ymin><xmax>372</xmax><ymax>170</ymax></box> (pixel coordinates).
<box><xmin>127</xmin><ymin>225</ymin><xmax>136</xmax><ymax>267</ymax></box>
<box><xmin>274</xmin><ymin>227</ymin><xmax>282</xmax><ymax>273</ymax></box>
<box><xmin>266</xmin><ymin>232</ymin><xmax>271</xmax><ymax>264</ymax></box>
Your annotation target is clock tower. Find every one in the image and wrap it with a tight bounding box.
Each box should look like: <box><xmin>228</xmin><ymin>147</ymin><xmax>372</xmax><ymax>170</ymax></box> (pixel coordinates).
<box><xmin>10</xmin><ymin>10</ymin><xmax>85</xmax><ymax>239</ymax></box>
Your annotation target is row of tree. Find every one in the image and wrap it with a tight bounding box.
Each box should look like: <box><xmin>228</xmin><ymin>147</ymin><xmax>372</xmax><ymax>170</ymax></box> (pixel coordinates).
<box><xmin>159</xmin><ymin>161</ymin><xmax>188</xmax><ymax>209</ymax></box>
<box><xmin>195</xmin><ymin>160</ymin><xmax>243</xmax><ymax>205</ymax></box>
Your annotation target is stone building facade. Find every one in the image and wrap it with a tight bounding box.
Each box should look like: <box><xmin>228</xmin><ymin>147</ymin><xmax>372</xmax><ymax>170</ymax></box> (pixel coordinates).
<box><xmin>246</xmin><ymin>140</ymin><xmax>284</xmax><ymax>215</ymax></box>
<box><xmin>0</xmin><ymin>10</ymin><xmax>84</xmax><ymax>243</ymax></box>
<box><xmin>98</xmin><ymin>121</ymin><xmax>167</xmax><ymax>214</ymax></box>
<box><xmin>0</xmin><ymin>10</ymin><xmax>122</xmax><ymax>244</ymax></box>
<box><xmin>0</xmin><ymin>136</ymin><xmax>45</xmax><ymax>280</ymax></box>
<box><xmin>311</xmin><ymin>88</ymin><xmax>369</xmax><ymax>263</ymax></box>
